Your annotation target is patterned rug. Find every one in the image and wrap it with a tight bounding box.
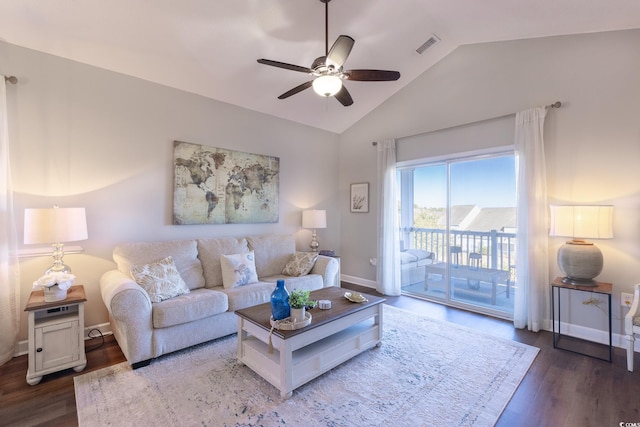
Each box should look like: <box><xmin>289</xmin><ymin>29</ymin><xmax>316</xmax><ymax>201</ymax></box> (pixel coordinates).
<box><xmin>74</xmin><ymin>305</ymin><xmax>538</xmax><ymax>426</ymax></box>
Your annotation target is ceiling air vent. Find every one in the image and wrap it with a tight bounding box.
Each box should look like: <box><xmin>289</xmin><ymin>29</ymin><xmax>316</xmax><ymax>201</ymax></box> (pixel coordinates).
<box><xmin>416</xmin><ymin>34</ymin><xmax>440</xmax><ymax>54</ymax></box>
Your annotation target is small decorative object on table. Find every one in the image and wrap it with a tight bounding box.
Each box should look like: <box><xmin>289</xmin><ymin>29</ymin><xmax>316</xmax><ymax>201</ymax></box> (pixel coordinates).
<box><xmin>289</xmin><ymin>289</ymin><xmax>311</xmax><ymax>323</ymax></box>
<box><xmin>32</xmin><ymin>272</ymin><xmax>76</xmax><ymax>302</ymax></box>
<box><xmin>269</xmin><ymin>311</ymin><xmax>312</xmax><ymax>330</ymax></box>
<box><xmin>344</xmin><ymin>291</ymin><xmax>368</xmax><ymax>303</ymax></box>
<box><xmin>318</xmin><ymin>299</ymin><xmax>332</xmax><ymax>309</ymax></box>
<box><xmin>267</xmin><ymin>287</ymin><xmax>311</xmax><ymax>354</ymax></box>
<box><xmin>270</xmin><ymin>279</ymin><xmax>291</xmax><ymax>320</ymax></box>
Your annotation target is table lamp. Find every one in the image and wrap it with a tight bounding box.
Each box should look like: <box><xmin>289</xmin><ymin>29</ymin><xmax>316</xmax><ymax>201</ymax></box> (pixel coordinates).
<box><xmin>549</xmin><ymin>205</ymin><xmax>613</xmax><ymax>285</ymax></box>
<box><xmin>302</xmin><ymin>209</ymin><xmax>326</xmax><ymax>252</ymax></box>
<box><xmin>24</xmin><ymin>207</ymin><xmax>88</xmax><ymax>274</ymax></box>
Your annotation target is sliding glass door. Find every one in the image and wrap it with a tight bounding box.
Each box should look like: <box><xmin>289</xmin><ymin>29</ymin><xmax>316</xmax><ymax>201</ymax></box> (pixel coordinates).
<box><xmin>399</xmin><ymin>153</ymin><xmax>517</xmax><ymax>318</ymax></box>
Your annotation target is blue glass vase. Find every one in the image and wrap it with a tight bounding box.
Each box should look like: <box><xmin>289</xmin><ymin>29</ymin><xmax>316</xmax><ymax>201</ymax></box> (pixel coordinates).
<box><xmin>271</xmin><ymin>279</ymin><xmax>290</xmax><ymax>320</ymax></box>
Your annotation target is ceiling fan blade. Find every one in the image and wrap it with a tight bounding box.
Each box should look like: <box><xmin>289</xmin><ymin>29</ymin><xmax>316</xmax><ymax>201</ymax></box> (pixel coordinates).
<box><xmin>334</xmin><ymin>85</ymin><xmax>353</xmax><ymax>107</ymax></box>
<box><xmin>257</xmin><ymin>59</ymin><xmax>312</xmax><ymax>74</ymax></box>
<box><xmin>326</xmin><ymin>35</ymin><xmax>355</xmax><ymax>69</ymax></box>
<box><xmin>277</xmin><ymin>81</ymin><xmax>313</xmax><ymax>99</ymax></box>
<box><xmin>345</xmin><ymin>69</ymin><xmax>401</xmax><ymax>81</ymax></box>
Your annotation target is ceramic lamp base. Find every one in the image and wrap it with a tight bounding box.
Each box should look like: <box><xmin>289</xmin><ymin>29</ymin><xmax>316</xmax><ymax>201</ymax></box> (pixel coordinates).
<box><xmin>557</xmin><ymin>240</ymin><xmax>603</xmax><ymax>286</ymax></box>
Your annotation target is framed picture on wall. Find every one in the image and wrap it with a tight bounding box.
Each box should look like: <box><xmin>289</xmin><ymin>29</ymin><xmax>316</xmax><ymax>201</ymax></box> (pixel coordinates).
<box><xmin>350</xmin><ymin>183</ymin><xmax>369</xmax><ymax>213</ymax></box>
<box><xmin>173</xmin><ymin>140</ymin><xmax>280</xmax><ymax>224</ymax></box>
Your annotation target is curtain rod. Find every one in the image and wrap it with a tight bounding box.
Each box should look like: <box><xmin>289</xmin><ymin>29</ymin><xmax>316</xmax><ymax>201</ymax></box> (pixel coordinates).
<box><xmin>4</xmin><ymin>75</ymin><xmax>18</xmax><ymax>84</ymax></box>
<box><xmin>372</xmin><ymin>101</ymin><xmax>562</xmax><ymax>146</ymax></box>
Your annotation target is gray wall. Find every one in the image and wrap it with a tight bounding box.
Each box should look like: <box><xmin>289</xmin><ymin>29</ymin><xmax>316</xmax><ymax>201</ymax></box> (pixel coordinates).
<box><xmin>1</xmin><ymin>41</ymin><xmax>340</xmax><ymax>341</ymax></box>
<box><xmin>338</xmin><ymin>29</ymin><xmax>640</xmax><ymax>336</ymax></box>
<box><xmin>4</xmin><ymin>28</ymin><xmax>640</xmax><ymax>343</ymax></box>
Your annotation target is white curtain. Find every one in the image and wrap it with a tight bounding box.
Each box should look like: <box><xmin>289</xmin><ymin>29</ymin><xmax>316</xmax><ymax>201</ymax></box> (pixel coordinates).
<box><xmin>513</xmin><ymin>106</ymin><xmax>548</xmax><ymax>331</ymax></box>
<box><xmin>0</xmin><ymin>77</ymin><xmax>20</xmax><ymax>365</ymax></box>
<box><xmin>376</xmin><ymin>139</ymin><xmax>401</xmax><ymax>296</ymax></box>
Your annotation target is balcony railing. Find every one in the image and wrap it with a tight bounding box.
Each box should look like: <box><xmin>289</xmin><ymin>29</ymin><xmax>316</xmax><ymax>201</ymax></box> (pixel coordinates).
<box><xmin>400</xmin><ymin>227</ymin><xmax>516</xmax><ymax>272</ymax></box>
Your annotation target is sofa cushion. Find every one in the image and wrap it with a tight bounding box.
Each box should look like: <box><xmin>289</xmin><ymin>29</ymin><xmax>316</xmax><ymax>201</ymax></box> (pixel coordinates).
<box><xmin>220</xmin><ymin>251</ymin><xmax>259</xmax><ymax>288</ymax></box>
<box><xmin>152</xmin><ymin>288</ymin><xmax>228</xmax><ymax>329</ymax></box>
<box><xmin>197</xmin><ymin>237</ymin><xmax>249</xmax><ymax>288</ymax></box>
<box><xmin>400</xmin><ymin>249</ymin><xmax>434</xmax><ymax>267</ymax></box>
<box><xmin>400</xmin><ymin>251</ymin><xmax>418</xmax><ymax>265</ymax></box>
<box><xmin>130</xmin><ymin>256</ymin><xmax>190</xmax><ymax>303</ymax></box>
<box><xmin>219</xmin><ymin>282</ymin><xmax>276</xmax><ymax>312</ymax></box>
<box><xmin>261</xmin><ymin>274</ymin><xmax>324</xmax><ymax>293</ymax></box>
<box><xmin>282</xmin><ymin>252</ymin><xmax>318</xmax><ymax>276</ymax></box>
<box><xmin>405</xmin><ymin>249</ymin><xmax>434</xmax><ymax>265</ymax></box>
<box><xmin>114</xmin><ymin>240</ymin><xmax>205</xmax><ymax>290</ymax></box>
<box><xmin>247</xmin><ymin>234</ymin><xmax>295</xmax><ymax>278</ymax></box>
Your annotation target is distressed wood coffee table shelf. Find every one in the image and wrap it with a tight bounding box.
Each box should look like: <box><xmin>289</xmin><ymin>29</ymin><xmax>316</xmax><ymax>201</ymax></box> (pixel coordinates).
<box><xmin>235</xmin><ymin>287</ymin><xmax>385</xmax><ymax>398</ymax></box>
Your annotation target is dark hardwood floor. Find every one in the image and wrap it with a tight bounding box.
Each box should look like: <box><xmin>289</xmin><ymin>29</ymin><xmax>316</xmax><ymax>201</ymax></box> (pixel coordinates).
<box><xmin>1</xmin><ymin>282</ymin><xmax>639</xmax><ymax>427</ymax></box>
<box><xmin>0</xmin><ymin>333</ymin><xmax>125</xmax><ymax>427</ymax></box>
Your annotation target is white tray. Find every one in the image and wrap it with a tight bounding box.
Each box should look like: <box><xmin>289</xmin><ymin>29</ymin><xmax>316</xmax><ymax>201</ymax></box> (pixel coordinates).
<box><xmin>270</xmin><ymin>312</ymin><xmax>312</xmax><ymax>330</ymax></box>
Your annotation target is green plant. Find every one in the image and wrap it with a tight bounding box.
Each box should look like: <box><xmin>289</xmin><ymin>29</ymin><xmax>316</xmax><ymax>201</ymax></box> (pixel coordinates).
<box><xmin>288</xmin><ymin>289</ymin><xmax>311</xmax><ymax>309</ymax></box>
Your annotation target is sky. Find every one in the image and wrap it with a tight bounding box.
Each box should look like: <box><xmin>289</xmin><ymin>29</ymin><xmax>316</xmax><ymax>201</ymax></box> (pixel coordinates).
<box><xmin>411</xmin><ymin>155</ymin><xmax>516</xmax><ymax>208</ymax></box>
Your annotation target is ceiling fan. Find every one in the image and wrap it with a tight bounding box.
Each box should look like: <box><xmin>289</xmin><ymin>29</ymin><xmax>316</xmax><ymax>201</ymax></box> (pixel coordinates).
<box><xmin>257</xmin><ymin>0</ymin><xmax>401</xmax><ymax>107</ymax></box>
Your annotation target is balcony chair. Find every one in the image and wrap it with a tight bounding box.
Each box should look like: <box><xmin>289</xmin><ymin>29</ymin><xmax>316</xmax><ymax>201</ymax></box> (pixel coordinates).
<box><xmin>625</xmin><ymin>283</ymin><xmax>640</xmax><ymax>372</ymax></box>
<box><xmin>450</xmin><ymin>246</ymin><xmax>462</xmax><ymax>267</ymax></box>
<box><xmin>467</xmin><ymin>252</ymin><xmax>482</xmax><ymax>290</ymax></box>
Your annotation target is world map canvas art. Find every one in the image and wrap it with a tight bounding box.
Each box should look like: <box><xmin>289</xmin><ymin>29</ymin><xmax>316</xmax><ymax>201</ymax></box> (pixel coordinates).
<box><xmin>173</xmin><ymin>141</ymin><xmax>279</xmax><ymax>225</ymax></box>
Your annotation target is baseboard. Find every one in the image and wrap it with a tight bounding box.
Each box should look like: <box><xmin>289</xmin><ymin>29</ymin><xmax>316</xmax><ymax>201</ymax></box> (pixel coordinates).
<box><xmin>549</xmin><ymin>321</ymin><xmax>639</xmax><ymax>352</ymax></box>
<box><xmin>340</xmin><ymin>274</ymin><xmax>377</xmax><ymax>289</ymax></box>
<box><xmin>14</xmin><ymin>322</ymin><xmax>113</xmax><ymax>357</ymax></box>
<box><xmin>85</xmin><ymin>322</ymin><xmax>113</xmax><ymax>339</ymax></box>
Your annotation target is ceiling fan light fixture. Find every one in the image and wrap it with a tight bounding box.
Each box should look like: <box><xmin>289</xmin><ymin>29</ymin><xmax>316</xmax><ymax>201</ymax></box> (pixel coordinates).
<box><xmin>312</xmin><ymin>75</ymin><xmax>342</xmax><ymax>97</ymax></box>
<box><xmin>256</xmin><ymin>0</ymin><xmax>399</xmax><ymax>106</ymax></box>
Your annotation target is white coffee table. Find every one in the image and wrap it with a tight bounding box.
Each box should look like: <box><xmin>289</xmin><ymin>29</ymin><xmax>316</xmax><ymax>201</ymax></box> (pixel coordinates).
<box><xmin>235</xmin><ymin>287</ymin><xmax>384</xmax><ymax>398</ymax></box>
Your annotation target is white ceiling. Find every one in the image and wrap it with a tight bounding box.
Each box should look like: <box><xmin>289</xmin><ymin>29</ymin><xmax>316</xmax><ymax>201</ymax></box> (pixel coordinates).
<box><xmin>1</xmin><ymin>0</ymin><xmax>640</xmax><ymax>134</ymax></box>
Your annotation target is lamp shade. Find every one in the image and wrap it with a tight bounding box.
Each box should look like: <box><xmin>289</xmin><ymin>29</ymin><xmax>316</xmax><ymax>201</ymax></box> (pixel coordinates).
<box><xmin>302</xmin><ymin>209</ymin><xmax>327</xmax><ymax>229</ymax></box>
<box><xmin>312</xmin><ymin>75</ymin><xmax>342</xmax><ymax>97</ymax></box>
<box><xmin>549</xmin><ymin>205</ymin><xmax>613</xmax><ymax>240</ymax></box>
<box><xmin>24</xmin><ymin>207</ymin><xmax>88</xmax><ymax>244</ymax></box>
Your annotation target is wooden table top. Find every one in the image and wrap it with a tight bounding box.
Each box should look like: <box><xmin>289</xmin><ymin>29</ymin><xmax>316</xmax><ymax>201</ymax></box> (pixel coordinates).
<box><xmin>551</xmin><ymin>277</ymin><xmax>612</xmax><ymax>294</ymax></box>
<box><xmin>235</xmin><ymin>286</ymin><xmax>385</xmax><ymax>339</ymax></box>
<box><xmin>24</xmin><ymin>285</ymin><xmax>87</xmax><ymax>311</ymax></box>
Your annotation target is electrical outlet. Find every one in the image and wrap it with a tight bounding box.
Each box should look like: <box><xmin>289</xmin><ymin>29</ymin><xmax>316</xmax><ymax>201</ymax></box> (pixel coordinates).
<box><xmin>621</xmin><ymin>292</ymin><xmax>634</xmax><ymax>307</ymax></box>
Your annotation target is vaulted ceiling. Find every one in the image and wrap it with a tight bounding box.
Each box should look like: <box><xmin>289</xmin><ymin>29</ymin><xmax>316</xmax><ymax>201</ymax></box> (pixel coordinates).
<box><xmin>1</xmin><ymin>0</ymin><xmax>639</xmax><ymax>133</ymax></box>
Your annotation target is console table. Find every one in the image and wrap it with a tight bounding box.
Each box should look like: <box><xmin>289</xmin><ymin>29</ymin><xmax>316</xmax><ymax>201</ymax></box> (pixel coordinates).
<box><xmin>551</xmin><ymin>277</ymin><xmax>612</xmax><ymax>362</ymax></box>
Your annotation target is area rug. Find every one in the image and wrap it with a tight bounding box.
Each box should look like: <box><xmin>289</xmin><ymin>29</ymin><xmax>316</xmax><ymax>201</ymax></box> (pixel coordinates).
<box><xmin>74</xmin><ymin>305</ymin><xmax>538</xmax><ymax>427</ymax></box>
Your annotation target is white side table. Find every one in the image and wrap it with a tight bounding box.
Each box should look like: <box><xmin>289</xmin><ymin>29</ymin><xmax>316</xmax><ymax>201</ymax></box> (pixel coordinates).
<box><xmin>24</xmin><ymin>285</ymin><xmax>87</xmax><ymax>385</ymax></box>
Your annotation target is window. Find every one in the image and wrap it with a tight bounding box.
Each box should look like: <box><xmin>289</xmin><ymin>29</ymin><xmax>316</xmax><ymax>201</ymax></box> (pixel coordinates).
<box><xmin>398</xmin><ymin>151</ymin><xmax>516</xmax><ymax>318</ymax></box>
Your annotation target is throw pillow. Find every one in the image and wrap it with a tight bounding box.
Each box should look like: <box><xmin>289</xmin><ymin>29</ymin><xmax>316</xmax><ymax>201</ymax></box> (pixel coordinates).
<box><xmin>220</xmin><ymin>251</ymin><xmax>259</xmax><ymax>289</ymax></box>
<box><xmin>282</xmin><ymin>252</ymin><xmax>318</xmax><ymax>277</ymax></box>
<box><xmin>130</xmin><ymin>256</ymin><xmax>190</xmax><ymax>303</ymax></box>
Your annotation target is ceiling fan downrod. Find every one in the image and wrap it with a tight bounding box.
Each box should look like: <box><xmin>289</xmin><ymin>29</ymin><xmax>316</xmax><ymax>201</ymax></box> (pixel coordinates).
<box><xmin>321</xmin><ymin>0</ymin><xmax>331</xmax><ymax>56</ymax></box>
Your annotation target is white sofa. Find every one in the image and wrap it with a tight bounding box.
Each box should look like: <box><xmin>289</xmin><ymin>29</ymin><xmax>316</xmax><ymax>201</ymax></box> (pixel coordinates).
<box><xmin>100</xmin><ymin>234</ymin><xmax>339</xmax><ymax>367</ymax></box>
